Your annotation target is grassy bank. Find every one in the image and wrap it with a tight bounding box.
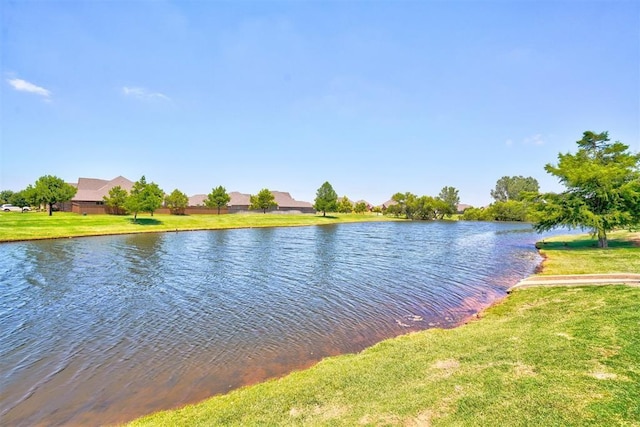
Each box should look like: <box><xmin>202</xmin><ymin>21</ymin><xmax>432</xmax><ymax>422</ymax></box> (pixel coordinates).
<box><xmin>129</xmin><ymin>232</ymin><xmax>640</xmax><ymax>426</ymax></box>
<box><xmin>0</xmin><ymin>211</ymin><xmax>398</xmax><ymax>242</ymax></box>
<box><xmin>536</xmin><ymin>230</ymin><xmax>640</xmax><ymax>275</ymax></box>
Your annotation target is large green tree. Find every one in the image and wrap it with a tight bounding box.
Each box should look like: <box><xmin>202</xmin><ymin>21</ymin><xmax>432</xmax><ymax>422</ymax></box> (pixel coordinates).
<box><xmin>491</xmin><ymin>176</ymin><xmax>539</xmax><ymax>202</ymax></box>
<box><xmin>250</xmin><ymin>188</ymin><xmax>277</xmax><ymax>213</ymax></box>
<box><xmin>103</xmin><ymin>185</ymin><xmax>128</xmax><ymax>215</ymax></box>
<box><xmin>33</xmin><ymin>175</ymin><xmax>77</xmax><ymax>216</ymax></box>
<box><xmin>125</xmin><ymin>176</ymin><xmax>164</xmax><ymax>221</ymax></box>
<box><xmin>205</xmin><ymin>185</ymin><xmax>231</xmax><ymax>214</ymax></box>
<box><xmin>532</xmin><ymin>131</ymin><xmax>640</xmax><ymax>248</ymax></box>
<box><xmin>164</xmin><ymin>189</ymin><xmax>189</xmax><ymax>215</ymax></box>
<box><xmin>313</xmin><ymin>182</ymin><xmax>338</xmax><ymax>216</ymax></box>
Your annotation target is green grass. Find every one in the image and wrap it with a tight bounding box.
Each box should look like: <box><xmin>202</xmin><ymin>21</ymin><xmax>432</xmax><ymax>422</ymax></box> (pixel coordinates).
<box><xmin>536</xmin><ymin>230</ymin><xmax>640</xmax><ymax>275</ymax></box>
<box><xmin>127</xmin><ymin>231</ymin><xmax>640</xmax><ymax>426</ymax></box>
<box><xmin>0</xmin><ymin>211</ymin><xmax>399</xmax><ymax>242</ymax></box>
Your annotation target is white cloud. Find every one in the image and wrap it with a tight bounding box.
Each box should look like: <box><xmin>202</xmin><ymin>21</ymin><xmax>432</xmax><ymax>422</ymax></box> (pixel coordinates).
<box><xmin>523</xmin><ymin>134</ymin><xmax>545</xmax><ymax>146</ymax></box>
<box><xmin>123</xmin><ymin>86</ymin><xmax>169</xmax><ymax>101</ymax></box>
<box><xmin>505</xmin><ymin>139</ymin><xmax>514</xmax><ymax>147</ymax></box>
<box><xmin>7</xmin><ymin>78</ymin><xmax>51</xmax><ymax>98</ymax></box>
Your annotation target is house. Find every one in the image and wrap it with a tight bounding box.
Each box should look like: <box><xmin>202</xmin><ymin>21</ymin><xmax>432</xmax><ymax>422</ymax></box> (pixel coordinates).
<box><xmin>189</xmin><ymin>190</ymin><xmax>315</xmax><ymax>214</ymax></box>
<box><xmin>60</xmin><ymin>176</ymin><xmax>134</xmax><ymax>214</ymax></box>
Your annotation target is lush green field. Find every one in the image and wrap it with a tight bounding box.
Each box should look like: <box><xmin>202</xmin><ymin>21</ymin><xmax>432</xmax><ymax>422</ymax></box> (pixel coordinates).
<box><xmin>536</xmin><ymin>230</ymin><xmax>640</xmax><ymax>275</ymax></box>
<box><xmin>0</xmin><ymin>211</ymin><xmax>398</xmax><ymax>242</ymax></box>
<box><xmin>128</xmin><ymin>232</ymin><xmax>640</xmax><ymax>426</ymax></box>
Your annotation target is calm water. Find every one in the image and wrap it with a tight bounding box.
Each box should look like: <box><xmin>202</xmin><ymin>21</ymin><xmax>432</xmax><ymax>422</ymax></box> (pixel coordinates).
<box><xmin>1</xmin><ymin>221</ymin><xmax>558</xmax><ymax>425</ymax></box>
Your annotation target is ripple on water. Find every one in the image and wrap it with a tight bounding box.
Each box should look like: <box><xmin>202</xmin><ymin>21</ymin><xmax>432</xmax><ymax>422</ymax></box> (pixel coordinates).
<box><xmin>0</xmin><ymin>221</ymin><xmax>568</xmax><ymax>425</ymax></box>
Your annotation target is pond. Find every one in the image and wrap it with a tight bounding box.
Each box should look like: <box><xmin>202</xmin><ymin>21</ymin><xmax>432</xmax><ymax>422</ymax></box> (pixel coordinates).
<box><xmin>1</xmin><ymin>221</ymin><xmax>561</xmax><ymax>425</ymax></box>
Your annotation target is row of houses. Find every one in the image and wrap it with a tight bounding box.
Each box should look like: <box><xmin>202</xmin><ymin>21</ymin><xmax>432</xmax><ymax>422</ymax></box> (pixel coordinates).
<box><xmin>57</xmin><ymin>175</ymin><xmax>470</xmax><ymax>216</ymax></box>
<box><xmin>59</xmin><ymin>176</ymin><xmax>317</xmax><ymax>215</ymax></box>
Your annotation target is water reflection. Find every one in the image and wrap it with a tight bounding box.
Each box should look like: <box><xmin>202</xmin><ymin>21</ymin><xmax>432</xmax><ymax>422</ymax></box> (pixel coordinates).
<box><xmin>1</xmin><ymin>221</ymin><xmax>566</xmax><ymax>425</ymax></box>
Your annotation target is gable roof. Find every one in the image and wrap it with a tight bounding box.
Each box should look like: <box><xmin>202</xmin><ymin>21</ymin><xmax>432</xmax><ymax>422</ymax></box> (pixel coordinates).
<box><xmin>73</xmin><ymin>176</ymin><xmax>134</xmax><ymax>202</ymax></box>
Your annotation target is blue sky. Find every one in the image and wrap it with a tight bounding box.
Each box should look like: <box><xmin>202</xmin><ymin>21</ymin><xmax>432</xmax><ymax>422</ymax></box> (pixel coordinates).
<box><xmin>1</xmin><ymin>1</ymin><xmax>638</xmax><ymax>207</ymax></box>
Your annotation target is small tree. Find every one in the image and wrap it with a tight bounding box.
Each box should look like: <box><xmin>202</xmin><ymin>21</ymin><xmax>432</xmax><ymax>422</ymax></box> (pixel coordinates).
<box><xmin>437</xmin><ymin>186</ymin><xmax>460</xmax><ymax>218</ymax></box>
<box><xmin>354</xmin><ymin>201</ymin><xmax>367</xmax><ymax>214</ymax></box>
<box><xmin>125</xmin><ymin>176</ymin><xmax>164</xmax><ymax>221</ymax></box>
<box><xmin>313</xmin><ymin>182</ymin><xmax>338</xmax><ymax>217</ymax></box>
<box><xmin>337</xmin><ymin>196</ymin><xmax>353</xmax><ymax>213</ymax></box>
<box><xmin>103</xmin><ymin>185</ymin><xmax>128</xmax><ymax>215</ymax></box>
<box><xmin>205</xmin><ymin>185</ymin><xmax>231</xmax><ymax>215</ymax></box>
<box><xmin>165</xmin><ymin>189</ymin><xmax>189</xmax><ymax>215</ymax></box>
<box><xmin>250</xmin><ymin>188</ymin><xmax>277</xmax><ymax>213</ymax></box>
<box><xmin>33</xmin><ymin>175</ymin><xmax>77</xmax><ymax>216</ymax></box>
<box><xmin>532</xmin><ymin>131</ymin><xmax>640</xmax><ymax>248</ymax></box>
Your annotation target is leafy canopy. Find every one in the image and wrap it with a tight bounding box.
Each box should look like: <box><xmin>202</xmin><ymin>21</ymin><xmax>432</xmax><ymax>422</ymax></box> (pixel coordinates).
<box><xmin>337</xmin><ymin>196</ymin><xmax>353</xmax><ymax>214</ymax></box>
<box><xmin>437</xmin><ymin>186</ymin><xmax>460</xmax><ymax>218</ymax></box>
<box><xmin>250</xmin><ymin>188</ymin><xmax>277</xmax><ymax>213</ymax></box>
<box><xmin>125</xmin><ymin>176</ymin><xmax>164</xmax><ymax>220</ymax></box>
<box><xmin>490</xmin><ymin>176</ymin><xmax>539</xmax><ymax>202</ymax></box>
<box><xmin>33</xmin><ymin>175</ymin><xmax>77</xmax><ymax>216</ymax></box>
<box><xmin>314</xmin><ymin>181</ymin><xmax>338</xmax><ymax>216</ymax></box>
<box><xmin>532</xmin><ymin>131</ymin><xmax>640</xmax><ymax>248</ymax></box>
<box><xmin>103</xmin><ymin>185</ymin><xmax>129</xmax><ymax>215</ymax></box>
<box><xmin>165</xmin><ymin>189</ymin><xmax>189</xmax><ymax>215</ymax></box>
<box><xmin>205</xmin><ymin>186</ymin><xmax>231</xmax><ymax>214</ymax></box>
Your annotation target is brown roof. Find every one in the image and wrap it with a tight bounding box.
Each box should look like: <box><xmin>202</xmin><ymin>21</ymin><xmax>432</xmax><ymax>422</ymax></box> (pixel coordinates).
<box><xmin>188</xmin><ymin>191</ymin><xmax>312</xmax><ymax>209</ymax></box>
<box><xmin>73</xmin><ymin>176</ymin><xmax>134</xmax><ymax>201</ymax></box>
<box><xmin>229</xmin><ymin>191</ymin><xmax>251</xmax><ymax>206</ymax></box>
<box><xmin>379</xmin><ymin>199</ymin><xmax>397</xmax><ymax>208</ymax></box>
<box><xmin>189</xmin><ymin>194</ymin><xmax>207</xmax><ymax>206</ymax></box>
<box><xmin>271</xmin><ymin>191</ymin><xmax>313</xmax><ymax>208</ymax></box>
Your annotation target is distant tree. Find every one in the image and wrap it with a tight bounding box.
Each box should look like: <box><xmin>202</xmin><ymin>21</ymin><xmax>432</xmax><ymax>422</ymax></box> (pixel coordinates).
<box><xmin>354</xmin><ymin>201</ymin><xmax>368</xmax><ymax>214</ymax></box>
<box><xmin>313</xmin><ymin>182</ymin><xmax>338</xmax><ymax>217</ymax></box>
<box><xmin>337</xmin><ymin>196</ymin><xmax>353</xmax><ymax>214</ymax></box>
<box><xmin>103</xmin><ymin>185</ymin><xmax>128</xmax><ymax>215</ymax></box>
<box><xmin>33</xmin><ymin>175</ymin><xmax>77</xmax><ymax>216</ymax></box>
<box><xmin>490</xmin><ymin>200</ymin><xmax>529</xmax><ymax>221</ymax></box>
<box><xmin>490</xmin><ymin>176</ymin><xmax>539</xmax><ymax>202</ymax></box>
<box><xmin>250</xmin><ymin>188</ymin><xmax>277</xmax><ymax>213</ymax></box>
<box><xmin>17</xmin><ymin>185</ymin><xmax>39</xmax><ymax>209</ymax></box>
<box><xmin>437</xmin><ymin>186</ymin><xmax>460</xmax><ymax>218</ymax></box>
<box><xmin>8</xmin><ymin>190</ymin><xmax>28</xmax><ymax>209</ymax></box>
<box><xmin>386</xmin><ymin>192</ymin><xmax>418</xmax><ymax>219</ymax></box>
<box><xmin>205</xmin><ymin>185</ymin><xmax>231</xmax><ymax>215</ymax></box>
<box><xmin>165</xmin><ymin>189</ymin><xmax>189</xmax><ymax>215</ymax></box>
<box><xmin>531</xmin><ymin>131</ymin><xmax>640</xmax><ymax>248</ymax></box>
<box><xmin>413</xmin><ymin>195</ymin><xmax>438</xmax><ymax>220</ymax></box>
<box><xmin>0</xmin><ymin>190</ymin><xmax>15</xmax><ymax>204</ymax></box>
<box><xmin>125</xmin><ymin>176</ymin><xmax>164</xmax><ymax>221</ymax></box>
<box><xmin>461</xmin><ymin>206</ymin><xmax>493</xmax><ymax>221</ymax></box>
<box><xmin>371</xmin><ymin>206</ymin><xmax>383</xmax><ymax>214</ymax></box>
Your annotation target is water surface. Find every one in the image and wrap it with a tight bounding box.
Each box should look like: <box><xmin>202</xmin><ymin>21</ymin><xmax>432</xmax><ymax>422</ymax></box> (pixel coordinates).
<box><xmin>1</xmin><ymin>221</ymin><xmax>557</xmax><ymax>425</ymax></box>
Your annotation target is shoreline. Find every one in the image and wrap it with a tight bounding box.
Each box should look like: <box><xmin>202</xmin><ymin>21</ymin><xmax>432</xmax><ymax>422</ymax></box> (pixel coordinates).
<box><xmin>0</xmin><ymin>212</ymin><xmax>402</xmax><ymax>244</ymax></box>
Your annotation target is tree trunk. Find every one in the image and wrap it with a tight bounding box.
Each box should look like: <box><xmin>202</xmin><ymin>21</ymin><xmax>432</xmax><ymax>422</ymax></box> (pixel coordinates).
<box><xmin>597</xmin><ymin>228</ymin><xmax>608</xmax><ymax>248</ymax></box>
<box><xmin>323</xmin><ymin>210</ymin><xmax>326</xmax><ymax>217</ymax></box>
<box><xmin>48</xmin><ymin>202</ymin><xmax>53</xmax><ymax>216</ymax></box>
<box><xmin>217</xmin><ymin>206</ymin><xmax>220</xmax><ymax>215</ymax></box>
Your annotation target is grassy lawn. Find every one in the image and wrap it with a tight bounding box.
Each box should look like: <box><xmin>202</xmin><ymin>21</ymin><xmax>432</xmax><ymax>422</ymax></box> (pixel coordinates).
<box><xmin>128</xmin><ymin>231</ymin><xmax>640</xmax><ymax>426</ymax></box>
<box><xmin>536</xmin><ymin>230</ymin><xmax>640</xmax><ymax>275</ymax></box>
<box><xmin>0</xmin><ymin>211</ymin><xmax>399</xmax><ymax>242</ymax></box>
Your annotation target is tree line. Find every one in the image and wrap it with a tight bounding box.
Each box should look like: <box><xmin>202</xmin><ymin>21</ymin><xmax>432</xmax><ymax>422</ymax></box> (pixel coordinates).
<box><xmin>3</xmin><ymin>131</ymin><xmax>638</xmax><ymax>247</ymax></box>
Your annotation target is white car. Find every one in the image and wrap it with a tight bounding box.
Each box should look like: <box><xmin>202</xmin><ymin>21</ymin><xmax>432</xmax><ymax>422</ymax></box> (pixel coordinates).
<box><xmin>1</xmin><ymin>204</ymin><xmax>30</xmax><ymax>212</ymax></box>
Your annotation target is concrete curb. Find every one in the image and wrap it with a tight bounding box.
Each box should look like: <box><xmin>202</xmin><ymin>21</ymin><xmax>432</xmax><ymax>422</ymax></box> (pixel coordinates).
<box><xmin>508</xmin><ymin>273</ymin><xmax>640</xmax><ymax>292</ymax></box>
